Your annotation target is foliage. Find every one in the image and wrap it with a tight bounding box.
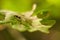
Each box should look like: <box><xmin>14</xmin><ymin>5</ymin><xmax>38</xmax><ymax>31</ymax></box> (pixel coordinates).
<box><xmin>0</xmin><ymin>0</ymin><xmax>57</xmax><ymax>33</ymax></box>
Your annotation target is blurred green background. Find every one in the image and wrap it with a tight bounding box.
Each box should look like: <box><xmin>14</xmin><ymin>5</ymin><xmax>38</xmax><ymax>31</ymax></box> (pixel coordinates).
<box><xmin>0</xmin><ymin>0</ymin><xmax>60</xmax><ymax>40</ymax></box>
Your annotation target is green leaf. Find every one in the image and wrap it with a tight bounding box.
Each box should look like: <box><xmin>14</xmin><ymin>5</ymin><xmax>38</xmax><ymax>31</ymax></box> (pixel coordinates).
<box><xmin>33</xmin><ymin>0</ymin><xmax>60</xmax><ymax>19</ymax></box>
<box><xmin>0</xmin><ymin>12</ymin><xmax>5</xmax><ymax>20</ymax></box>
<box><xmin>37</xmin><ymin>10</ymin><xmax>50</xmax><ymax>18</ymax></box>
<box><xmin>11</xmin><ymin>24</ymin><xmax>26</xmax><ymax>32</ymax></box>
<box><xmin>39</xmin><ymin>19</ymin><xmax>56</xmax><ymax>33</ymax></box>
<box><xmin>41</xmin><ymin>19</ymin><xmax>56</xmax><ymax>26</ymax></box>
